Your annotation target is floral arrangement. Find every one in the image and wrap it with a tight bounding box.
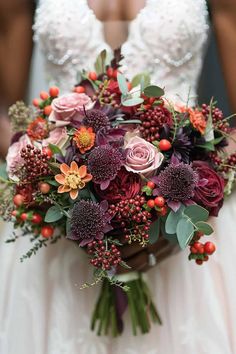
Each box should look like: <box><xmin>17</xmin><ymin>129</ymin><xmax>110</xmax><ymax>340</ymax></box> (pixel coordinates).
<box><xmin>1</xmin><ymin>50</ymin><xmax>236</xmax><ymax>336</ymax></box>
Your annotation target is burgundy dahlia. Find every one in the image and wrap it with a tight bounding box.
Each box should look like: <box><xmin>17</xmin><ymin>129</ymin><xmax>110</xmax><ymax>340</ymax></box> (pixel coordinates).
<box><xmin>153</xmin><ymin>162</ymin><xmax>198</xmax><ymax>211</ymax></box>
<box><xmin>69</xmin><ymin>200</ymin><xmax>112</xmax><ymax>246</ymax></box>
<box><xmin>94</xmin><ymin>167</ymin><xmax>141</xmax><ymax>203</ymax></box>
<box><xmin>83</xmin><ymin>109</ymin><xmax>110</xmax><ymax>132</ymax></box>
<box><xmin>88</xmin><ymin>144</ymin><xmax>124</xmax><ymax>190</ymax></box>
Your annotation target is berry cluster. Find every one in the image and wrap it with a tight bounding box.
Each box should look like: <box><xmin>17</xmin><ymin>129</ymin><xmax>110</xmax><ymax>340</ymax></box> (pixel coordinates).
<box><xmin>95</xmin><ymin>81</ymin><xmax>120</xmax><ymax>108</ymax></box>
<box><xmin>88</xmin><ymin>240</ymin><xmax>121</xmax><ymax>270</ymax></box>
<box><xmin>188</xmin><ymin>232</ymin><xmax>216</xmax><ymax>265</ymax></box>
<box><xmin>20</xmin><ymin>145</ymin><xmax>51</xmax><ymax>181</ymax></box>
<box><xmin>209</xmin><ymin>152</ymin><xmax>236</xmax><ymax>173</ymax></box>
<box><xmin>201</xmin><ymin>104</ymin><xmax>230</xmax><ymax>133</ymax></box>
<box><xmin>108</xmin><ymin>195</ymin><xmax>152</xmax><ymax>246</ymax></box>
<box><xmin>139</xmin><ymin>104</ymin><xmax>172</xmax><ymax>142</ymax></box>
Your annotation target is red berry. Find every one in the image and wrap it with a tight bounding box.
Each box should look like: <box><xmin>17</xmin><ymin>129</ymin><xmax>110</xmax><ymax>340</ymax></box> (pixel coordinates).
<box><xmin>196</xmin><ymin>259</ymin><xmax>203</xmax><ymax>265</ymax></box>
<box><xmin>32</xmin><ymin>98</ymin><xmax>40</xmax><ymax>107</ymax></box>
<box><xmin>193</xmin><ymin>242</ymin><xmax>202</xmax><ymax>252</ymax></box>
<box><xmin>32</xmin><ymin>214</ymin><xmax>43</xmax><ymax>224</ymax></box>
<box><xmin>112</xmin><ymin>69</ymin><xmax>118</xmax><ymax>79</ymax></box>
<box><xmin>41</xmin><ymin>225</ymin><xmax>54</xmax><ymax>238</ymax></box>
<box><xmin>147</xmin><ymin>199</ymin><xmax>155</xmax><ymax>208</ymax></box>
<box><xmin>44</xmin><ymin>105</ymin><xmax>52</xmax><ymax>115</ymax></box>
<box><xmin>147</xmin><ymin>181</ymin><xmax>155</xmax><ymax>189</ymax></box>
<box><xmin>204</xmin><ymin>242</ymin><xmax>216</xmax><ymax>255</ymax></box>
<box><xmin>159</xmin><ymin>139</ymin><xmax>172</xmax><ymax>151</ymax></box>
<box><xmin>13</xmin><ymin>194</ymin><xmax>24</xmax><ymax>207</ymax></box>
<box><xmin>40</xmin><ymin>91</ymin><xmax>49</xmax><ymax>100</ymax></box>
<box><xmin>88</xmin><ymin>71</ymin><xmax>97</xmax><ymax>81</ymax></box>
<box><xmin>20</xmin><ymin>213</ymin><xmax>28</xmax><ymax>222</ymax></box>
<box><xmin>11</xmin><ymin>210</ymin><xmax>18</xmax><ymax>217</ymax></box>
<box><xmin>154</xmin><ymin>196</ymin><xmax>165</xmax><ymax>207</ymax></box>
<box><xmin>49</xmin><ymin>86</ymin><xmax>59</xmax><ymax>97</ymax></box>
<box><xmin>39</xmin><ymin>182</ymin><xmax>51</xmax><ymax>194</ymax></box>
<box><xmin>190</xmin><ymin>246</ymin><xmax>197</xmax><ymax>254</ymax></box>
<box><xmin>159</xmin><ymin>206</ymin><xmax>168</xmax><ymax>216</ymax></box>
<box><xmin>106</xmin><ymin>67</ymin><xmax>114</xmax><ymax>78</ymax></box>
<box><xmin>127</xmin><ymin>82</ymin><xmax>132</xmax><ymax>91</ymax></box>
<box><xmin>74</xmin><ymin>86</ymin><xmax>85</xmax><ymax>93</ymax></box>
<box><xmin>42</xmin><ymin>147</ymin><xmax>53</xmax><ymax>158</ymax></box>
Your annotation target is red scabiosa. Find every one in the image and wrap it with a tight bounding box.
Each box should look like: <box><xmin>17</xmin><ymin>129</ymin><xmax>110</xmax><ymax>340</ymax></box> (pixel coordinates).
<box><xmin>68</xmin><ymin>200</ymin><xmax>113</xmax><ymax>246</ymax></box>
<box><xmin>87</xmin><ymin>145</ymin><xmax>124</xmax><ymax>190</ymax></box>
<box><xmin>82</xmin><ymin>109</ymin><xmax>110</xmax><ymax>132</ymax></box>
<box><xmin>153</xmin><ymin>161</ymin><xmax>198</xmax><ymax>211</ymax></box>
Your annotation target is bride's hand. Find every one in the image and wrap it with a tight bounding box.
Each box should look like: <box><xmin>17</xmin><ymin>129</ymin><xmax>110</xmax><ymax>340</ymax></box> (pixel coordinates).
<box><xmin>116</xmin><ymin>236</ymin><xmax>177</xmax><ymax>274</ymax></box>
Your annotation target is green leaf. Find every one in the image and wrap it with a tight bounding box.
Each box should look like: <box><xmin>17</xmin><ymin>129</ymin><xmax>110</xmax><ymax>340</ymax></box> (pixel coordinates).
<box><xmin>176</xmin><ymin>217</ymin><xmax>194</xmax><ymax>249</ymax></box>
<box><xmin>117</xmin><ymin>73</ymin><xmax>128</xmax><ymax>95</ymax></box>
<box><xmin>148</xmin><ymin>218</ymin><xmax>160</xmax><ymax>244</ymax></box>
<box><xmin>117</xmin><ymin>119</ymin><xmax>142</xmax><ymax>124</ymax></box>
<box><xmin>196</xmin><ymin>142</ymin><xmax>215</xmax><ymax>151</ymax></box>
<box><xmin>48</xmin><ymin>143</ymin><xmax>63</xmax><ymax>155</ymax></box>
<box><xmin>44</xmin><ymin>205</ymin><xmax>64</xmax><ymax>223</ymax></box>
<box><xmin>165</xmin><ymin>205</ymin><xmax>185</xmax><ymax>234</ymax></box>
<box><xmin>195</xmin><ymin>221</ymin><xmax>214</xmax><ymax>235</ymax></box>
<box><xmin>131</xmin><ymin>72</ymin><xmax>150</xmax><ymax>89</ymax></box>
<box><xmin>184</xmin><ymin>205</ymin><xmax>209</xmax><ymax>223</ymax></box>
<box><xmin>0</xmin><ymin>163</ymin><xmax>8</xmax><ymax>180</ymax></box>
<box><xmin>46</xmin><ymin>179</ymin><xmax>59</xmax><ymax>186</ymax></box>
<box><xmin>143</xmin><ymin>85</ymin><xmax>164</xmax><ymax>98</ymax></box>
<box><xmin>94</xmin><ymin>49</ymin><xmax>107</xmax><ymax>74</ymax></box>
<box><xmin>122</xmin><ymin>97</ymin><xmax>144</xmax><ymax>107</ymax></box>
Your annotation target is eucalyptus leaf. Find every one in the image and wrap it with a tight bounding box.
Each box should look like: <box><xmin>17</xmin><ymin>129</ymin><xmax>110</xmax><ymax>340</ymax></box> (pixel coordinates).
<box><xmin>131</xmin><ymin>72</ymin><xmax>150</xmax><ymax>89</ymax></box>
<box><xmin>143</xmin><ymin>85</ymin><xmax>164</xmax><ymax>98</ymax></box>
<box><xmin>176</xmin><ymin>217</ymin><xmax>194</xmax><ymax>249</ymax></box>
<box><xmin>165</xmin><ymin>205</ymin><xmax>185</xmax><ymax>234</ymax></box>
<box><xmin>117</xmin><ymin>73</ymin><xmax>128</xmax><ymax>95</ymax></box>
<box><xmin>94</xmin><ymin>49</ymin><xmax>107</xmax><ymax>74</ymax></box>
<box><xmin>184</xmin><ymin>205</ymin><xmax>209</xmax><ymax>223</ymax></box>
<box><xmin>195</xmin><ymin>221</ymin><xmax>214</xmax><ymax>235</ymax></box>
<box><xmin>122</xmin><ymin>97</ymin><xmax>144</xmax><ymax>107</ymax></box>
<box><xmin>44</xmin><ymin>205</ymin><xmax>64</xmax><ymax>223</ymax></box>
<box><xmin>148</xmin><ymin>218</ymin><xmax>160</xmax><ymax>244</ymax></box>
<box><xmin>118</xmin><ymin>119</ymin><xmax>142</xmax><ymax>124</ymax></box>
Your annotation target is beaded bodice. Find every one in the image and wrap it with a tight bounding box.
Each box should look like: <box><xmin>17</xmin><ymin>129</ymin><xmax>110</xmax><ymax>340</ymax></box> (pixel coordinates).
<box><xmin>34</xmin><ymin>0</ymin><xmax>209</xmax><ymax>104</ymax></box>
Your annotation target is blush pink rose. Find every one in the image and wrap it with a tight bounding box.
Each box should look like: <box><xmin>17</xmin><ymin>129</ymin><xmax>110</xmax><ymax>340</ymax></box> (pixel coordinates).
<box><xmin>42</xmin><ymin>127</ymin><xmax>68</xmax><ymax>149</ymax></box>
<box><xmin>125</xmin><ymin>136</ymin><xmax>164</xmax><ymax>177</ymax></box>
<box><xmin>6</xmin><ymin>134</ymin><xmax>31</xmax><ymax>179</ymax></box>
<box><xmin>49</xmin><ymin>93</ymin><xmax>93</xmax><ymax>125</ymax></box>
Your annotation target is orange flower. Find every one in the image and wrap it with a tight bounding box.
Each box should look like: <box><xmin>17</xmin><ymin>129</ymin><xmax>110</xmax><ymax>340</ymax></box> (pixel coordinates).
<box><xmin>189</xmin><ymin>108</ymin><xmax>207</xmax><ymax>135</ymax></box>
<box><xmin>55</xmin><ymin>161</ymin><xmax>92</xmax><ymax>200</ymax></box>
<box><xmin>73</xmin><ymin>126</ymin><xmax>95</xmax><ymax>154</ymax></box>
<box><xmin>27</xmin><ymin>117</ymin><xmax>48</xmax><ymax>140</ymax></box>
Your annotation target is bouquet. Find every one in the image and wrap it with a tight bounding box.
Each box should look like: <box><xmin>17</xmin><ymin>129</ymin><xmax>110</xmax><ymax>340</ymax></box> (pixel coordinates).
<box><xmin>1</xmin><ymin>50</ymin><xmax>236</xmax><ymax>336</ymax></box>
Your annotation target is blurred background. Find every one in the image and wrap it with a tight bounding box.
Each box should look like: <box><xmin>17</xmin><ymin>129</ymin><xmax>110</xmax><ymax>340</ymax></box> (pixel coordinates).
<box><xmin>0</xmin><ymin>0</ymin><xmax>234</xmax><ymax>161</ymax></box>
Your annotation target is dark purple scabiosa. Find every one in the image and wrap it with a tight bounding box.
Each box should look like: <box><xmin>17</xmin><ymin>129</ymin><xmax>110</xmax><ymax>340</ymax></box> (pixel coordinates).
<box><xmin>68</xmin><ymin>200</ymin><xmax>113</xmax><ymax>246</ymax></box>
<box><xmin>153</xmin><ymin>160</ymin><xmax>199</xmax><ymax>211</ymax></box>
<box><xmin>82</xmin><ymin>109</ymin><xmax>110</xmax><ymax>132</ymax></box>
<box><xmin>88</xmin><ymin>144</ymin><xmax>124</xmax><ymax>190</ymax></box>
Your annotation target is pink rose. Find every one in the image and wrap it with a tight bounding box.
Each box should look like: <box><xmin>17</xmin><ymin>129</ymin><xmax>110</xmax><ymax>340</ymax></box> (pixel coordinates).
<box><xmin>125</xmin><ymin>136</ymin><xmax>164</xmax><ymax>177</ymax></box>
<box><xmin>42</xmin><ymin>127</ymin><xmax>68</xmax><ymax>149</ymax></box>
<box><xmin>6</xmin><ymin>134</ymin><xmax>31</xmax><ymax>179</ymax></box>
<box><xmin>49</xmin><ymin>93</ymin><xmax>93</xmax><ymax>126</ymax></box>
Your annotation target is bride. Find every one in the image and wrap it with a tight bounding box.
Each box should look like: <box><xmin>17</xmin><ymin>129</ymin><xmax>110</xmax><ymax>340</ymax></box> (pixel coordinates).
<box><xmin>1</xmin><ymin>0</ymin><xmax>236</xmax><ymax>353</ymax></box>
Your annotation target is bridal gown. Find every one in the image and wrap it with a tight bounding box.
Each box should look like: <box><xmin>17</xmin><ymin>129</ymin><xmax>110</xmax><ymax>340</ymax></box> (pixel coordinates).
<box><xmin>1</xmin><ymin>1</ymin><xmax>236</xmax><ymax>353</ymax></box>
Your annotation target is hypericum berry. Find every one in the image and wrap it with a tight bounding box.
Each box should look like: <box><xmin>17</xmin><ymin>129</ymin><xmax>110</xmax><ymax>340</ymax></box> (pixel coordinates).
<box><xmin>39</xmin><ymin>182</ymin><xmax>51</xmax><ymax>194</ymax></box>
<box><xmin>106</xmin><ymin>67</ymin><xmax>114</xmax><ymax>78</ymax></box>
<box><xmin>32</xmin><ymin>214</ymin><xmax>43</xmax><ymax>224</ymax></box>
<box><xmin>127</xmin><ymin>82</ymin><xmax>132</xmax><ymax>91</ymax></box>
<box><xmin>193</xmin><ymin>242</ymin><xmax>204</xmax><ymax>254</ymax></box>
<box><xmin>196</xmin><ymin>259</ymin><xmax>203</xmax><ymax>265</ymax></box>
<box><xmin>13</xmin><ymin>194</ymin><xmax>24</xmax><ymax>206</ymax></box>
<box><xmin>88</xmin><ymin>71</ymin><xmax>97</xmax><ymax>81</ymax></box>
<box><xmin>20</xmin><ymin>213</ymin><xmax>28</xmax><ymax>221</ymax></box>
<box><xmin>112</xmin><ymin>69</ymin><xmax>118</xmax><ymax>79</ymax></box>
<box><xmin>40</xmin><ymin>91</ymin><xmax>49</xmax><ymax>100</ymax></box>
<box><xmin>159</xmin><ymin>139</ymin><xmax>172</xmax><ymax>151</ymax></box>
<box><xmin>42</xmin><ymin>147</ymin><xmax>53</xmax><ymax>158</ymax></box>
<box><xmin>41</xmin><ymin>225</ymin><xmax>54</xmax><ymax>238</ymax></box>
<box><xmin>49</xmin><ymin>86</ymin><xmax>59</xmax><ymax>97</ymax></box>
<box><xmin>147</xmin><ymin>199</ymin><xmax>155</xmax><ymax>208</ymax></box>
<box><xmin>154</xmin><ymin>196</ymin><xmax>165</xmax><ymax>207</ymax></box>
<box><xmin>11</xmin><ymin>210</ymin><xmax>18</xmax><ymax>217</ymax></box>
<box><xmin>32</xmin><ymin>98</ymin><xmax>40</xmax><ymax>107</ymax></box>
<box><xmin>44</xmin><ymin>105</ymin><xmax>52</xmax><ymax>116</ymax></box>
<box><xmin>74</xmin><ymin>86</ymin><xmax>85</xmax><ymax>93</ymax></box>
<box><xmin>158</xmin><ymin>205</ymin><xmax>168</xmax><ymax>216</ymax></box>
<box><xmin>204</xmin><ymin>242</ymin><xmax>216</xmax><ymax>255</ymax></box>
<box><xmin>190</xmin><ymin>246</ymin><xmax>198</xmax><ymax>254</ymax></box>
<box><xmin>147</xmin><ymin>181</ymin><xmax>155</xmax><ymax>189</ymax></box>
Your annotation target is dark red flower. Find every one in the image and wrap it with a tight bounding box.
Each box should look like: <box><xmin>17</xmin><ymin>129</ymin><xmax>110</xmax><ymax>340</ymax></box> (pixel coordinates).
<box><xmin>192</xmin><ymin>161</ymin><xmax>225</xmax><ymax>216</ymax></box>
<box><xmin>94</xmin><ymin>167</ymin><xmax>141</xmax><ymax>203</ymax></box>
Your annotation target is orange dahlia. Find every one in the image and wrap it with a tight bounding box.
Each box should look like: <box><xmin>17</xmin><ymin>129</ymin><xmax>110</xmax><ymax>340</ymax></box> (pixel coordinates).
<box><xmin>55</xmin><ymin>161</ymin><xmax>92</xmax><ymax>200</ymax></box>
<box><xmin>27</xmin><ymin>117</ymin><xmax>48</xmax><ymax>140</ymax></box>
<box><xmin>73</xmin><ymin>126</ymin><xmax>95</xmax><ymax>154</ymax></box>
<box><xmin>189</xmin><ymin>109</ymin><xmax>207</xmax><ymax>135</ymax></box>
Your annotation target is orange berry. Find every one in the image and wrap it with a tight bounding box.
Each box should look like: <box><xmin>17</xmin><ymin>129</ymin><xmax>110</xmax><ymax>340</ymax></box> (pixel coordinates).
<box><xmin>147</xmin><ymin>199</ymin><xmax>155</xmax><ymax>208</ymax></box>
<box><xmin>42</xmin><ymin>147</ymin><xmax>53</xmax><ymax>158</ymax></box>
<box><xmin>147</xmin><ymin>181</ymin><xmax>155</xmax><ymax>189</ymax></box>
<box><xmin>88</xmin><ymin>71</ymin><xmax>97</xmax><ymax>81</ymax></box>
<box><xmin>49</xmin><ymin>86</ymin><xmax>59</xmax><ymax>97</ymax></box>
<box><xmin>44</xmin><ymin>105</ymin><xmax>52</xmax><ymax>115</ymax></box>
<box><xmin>39</xmin><ymin>182</ymin><xmax>51</xmax><ymax>194</ymax></box>
<box><xmin>204</xmin><ymin>242</ymin><xmax>216</xmax><ymax>255</ymax></box>
<box><xmin>127</xmin><ymin>82</ymin><xmax>132</xmax><ymax>91</ymax></box>
<box><xmin>13</xmin><ymin>194</ymin><xmax>24</xmax><ymax>207</ymax></box>
<box><xmin>32</xmin><ymin>98</ymin><xmax>40</xmax><ymax>107</ymax></box>
<box><xmin>41</xmin><ymin>225</ymin><xmax>54</xmax><ymax>238</ymax></box>
<box><xmin>20</xmin><ymin>213</ymin><xmax>28</xmax><ymax>222</ymax></box>
<box><xmin>159</xmin><ymin>139</ymin><xmax>172</xmax><ymax>151</ymax></box>
<box><xmin>74</xmin><ymin>86</ymin><xmax>85</xmax><ymax>93</ymax></box>
<box><xmin>40</xmin><ymin>91</ymin><xmax>49</xmax><ymax>100</ymax></box>
<box><xmin>32</xmin><ymin>214</ymin><xmax>43</xmax><ymax>224</ymax></box>
<box><xmin>159</xmin><ymin>206</ymin><xmax>168</xmax><ymax>216</ymax></box>
<box><xmin>112</xmin><ymin>69</ymin><xmax>118</xmax><ymax>79</ymax></box>
<box><xmin>154</xmin><ymin>196</ymin><xmax>165</xmax><ymax>207</ymax></box>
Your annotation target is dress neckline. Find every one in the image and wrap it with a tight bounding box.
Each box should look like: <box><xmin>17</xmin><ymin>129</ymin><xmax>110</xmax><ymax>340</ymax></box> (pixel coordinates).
<box><xmin>84</xmin><ymin>0</ymin><xmax>149</xmax><ymax>51</ymax></box>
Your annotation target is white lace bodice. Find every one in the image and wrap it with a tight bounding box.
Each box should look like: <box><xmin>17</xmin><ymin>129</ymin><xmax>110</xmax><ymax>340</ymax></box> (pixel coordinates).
<box><xmin>34</xmin><ymin>0</ymin><xmax>209</xmax><ymax>104</ymax></box>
